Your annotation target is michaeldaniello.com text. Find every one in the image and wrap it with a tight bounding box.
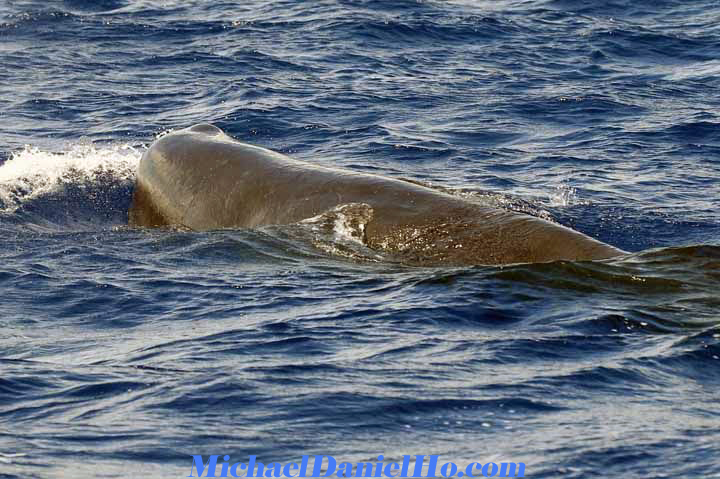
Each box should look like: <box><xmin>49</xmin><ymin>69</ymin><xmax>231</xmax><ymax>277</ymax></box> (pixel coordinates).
<box><xmin>188</xmin><ymin>455</ymin><xmax>525</xmax><ymax>478</ymax></box>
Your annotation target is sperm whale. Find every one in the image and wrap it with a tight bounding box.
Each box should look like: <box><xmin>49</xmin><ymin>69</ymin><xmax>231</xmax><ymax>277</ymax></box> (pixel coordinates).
<box><xmin>129</xmin><ymin>123</ymin><xmax>625</xmax><ymax>265</ymax></box>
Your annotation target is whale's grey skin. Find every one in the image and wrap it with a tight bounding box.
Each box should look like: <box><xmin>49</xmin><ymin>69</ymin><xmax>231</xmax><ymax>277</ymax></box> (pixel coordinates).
<box><xmin>129</xmin><ymin>124</ymin><xmax>626</xmax><ymax>265</ymax></box>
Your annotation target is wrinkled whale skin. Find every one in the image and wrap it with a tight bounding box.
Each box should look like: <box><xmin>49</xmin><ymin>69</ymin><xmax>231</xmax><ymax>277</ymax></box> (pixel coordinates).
<box><xmin>129</xmin><ymin>124</ymin><xmax>625</xmax><ymax>265</ymax></box>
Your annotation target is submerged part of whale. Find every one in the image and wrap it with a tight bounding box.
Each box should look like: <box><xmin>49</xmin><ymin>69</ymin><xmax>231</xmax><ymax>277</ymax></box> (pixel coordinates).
<box><xmin>129</xmin><ymin>124</ymin><xmax>625</xmax><ymax>265</ymax></box>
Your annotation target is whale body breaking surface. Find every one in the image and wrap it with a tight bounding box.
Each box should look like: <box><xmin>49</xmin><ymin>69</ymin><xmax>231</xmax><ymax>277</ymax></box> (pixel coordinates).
<box><xmin>129</xmin><ymin>124</ymin><xmax>625</xmax><ymax>266</ymax></box>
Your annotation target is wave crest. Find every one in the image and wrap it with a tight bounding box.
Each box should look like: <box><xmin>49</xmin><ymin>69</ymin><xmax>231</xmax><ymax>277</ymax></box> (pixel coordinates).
<box><xmin>0</xmin><ymin>142</ymin><xmax>141</xmax><ymax>230</ymax></box>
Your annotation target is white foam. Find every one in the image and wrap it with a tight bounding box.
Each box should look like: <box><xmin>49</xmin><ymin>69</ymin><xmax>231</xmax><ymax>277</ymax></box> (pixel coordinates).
<box><xmin>0</xmin><ymin>142</ymin><xmax>142</xmax><ymax>213</ymax></box>
<box><xmin>301</xmin><ymin>203</ymin><xmax>373</xmax><ymax>245</ymax></box>
<box><xmin>547</xmin><ymin>184</ymin><xmax>581</xmax><ymax>207</ymax></box>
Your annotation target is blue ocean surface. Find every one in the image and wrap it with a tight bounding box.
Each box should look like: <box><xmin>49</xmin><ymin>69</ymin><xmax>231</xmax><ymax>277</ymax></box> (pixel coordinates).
<box><xmin>1</xmin><ymin>0</ymin><xmax>719</xmax><ymax>477</ymax></box>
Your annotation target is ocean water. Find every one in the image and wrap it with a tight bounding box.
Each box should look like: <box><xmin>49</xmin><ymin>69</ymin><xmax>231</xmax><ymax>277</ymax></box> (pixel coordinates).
<box><xmin>1</xmin><ymin>0</ymin><xmax>719</xmax><ymax>477</ymax></box>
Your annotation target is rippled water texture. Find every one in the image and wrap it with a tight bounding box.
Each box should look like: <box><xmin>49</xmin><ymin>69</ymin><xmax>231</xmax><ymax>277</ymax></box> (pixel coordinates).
<box><xmin>1</xmin><ymin>1</ymin><xmax>719</xmax><ymax>478</ymax></box>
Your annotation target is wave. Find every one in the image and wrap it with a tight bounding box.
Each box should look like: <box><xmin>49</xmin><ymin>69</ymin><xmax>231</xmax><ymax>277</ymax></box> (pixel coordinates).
<box><xmin>0</xmin><ymin>142</ymin><xmax>140</xmax><ymax>231</ymax></box>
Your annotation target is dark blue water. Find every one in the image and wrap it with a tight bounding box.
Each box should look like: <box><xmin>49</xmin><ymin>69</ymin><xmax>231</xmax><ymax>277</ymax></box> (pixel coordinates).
<box><xmin>1</xmin><ymin>1</ymin><xmax>719</xmax><ymax>477</ymax></box>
